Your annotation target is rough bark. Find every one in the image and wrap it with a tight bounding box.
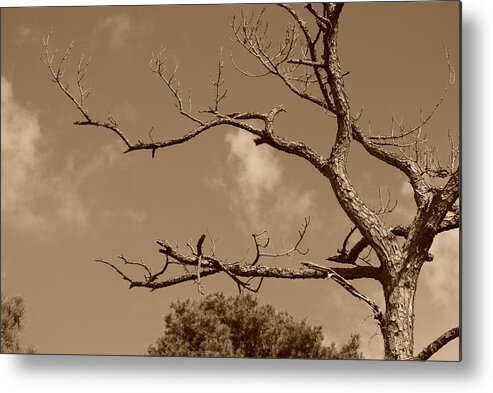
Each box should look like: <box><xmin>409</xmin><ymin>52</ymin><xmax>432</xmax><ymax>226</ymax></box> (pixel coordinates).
<box><xmin>381</xmin><ymin>270</ymin><xmax>418</xmax><ymax>359</ymax></box>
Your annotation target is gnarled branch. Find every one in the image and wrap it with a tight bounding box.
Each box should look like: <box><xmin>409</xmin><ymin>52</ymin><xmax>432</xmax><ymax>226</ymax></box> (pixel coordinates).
<box><xmin>95</xmin><ymin>220</ymin><xmax>382</xmax><ymax>295</ymax></box>
<box><xmin>41</xmin><ymin>33</ymin><xmax>329</xmax><ymax>173</ymax></box>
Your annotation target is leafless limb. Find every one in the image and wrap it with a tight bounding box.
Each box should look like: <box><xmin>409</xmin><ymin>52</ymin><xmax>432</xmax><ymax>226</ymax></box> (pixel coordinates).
<box><xmin>230</xmin><ymin>6</ymin><xmax>332</xmax><ymax>111</ymax></box>
<box><xmin>277</xmin><ymin>4</ymin><xmax>336</xmax><ymax>112</ymax></box>
<box><xmin>95</xmin><ymin>257</ymin><xmax>136</xmax><ymax>287</ymax></box>
<box><xmin>325</xmin><ymin>220</ymin><xmax>444</xmax><ymax>267</ymax></box>
<box><xmin>41</xmin><ymin>33</ymin><xmax>137</xmax><ymax>150</ymax></box>
<box><xmin>76</xmin><ymin>53</ymin><xmax>91</xmax><ymax>108</ymax></box>
<box><xmin>301</xmin><ymin>261</ymin><xmax>384</xmax><ymax>324</ymax></box>
<box><xmin>149</xmin><ymin>255</ymin><xmax>170</xmax><ymax>283</ymax></box>
<box><xmin>195</xmin><ymin>255</ymin><xmax>204</xmax><ymax>295</ymax></box>
<box><xmin>212</xmin><ymin>255</ymin><xmax>264</xmax><ymax>294</ymax></box>
<box><xmin>326</xmin><ymin>235</ymin><xmax>370</xmax><ymax>266</ymax></box>
<box><xmin>42</xmin><ymin>32</ymin><xmax>328</xmax><ymax>171</ymax></box>
<box><xmin>208</xmin><ymin>49</ymin><xmax>228</xmax><ymax>112</ymax></box>
<box><xmin>41</xmin><ymin>31</ymin><xmax>90</xmax><ymax>122</ymax></box>
<box><xmin>231</xmin><ymin>7</ymin><xmax>299</xmax><ymax>75</ymax></box>
<box><xmin>341</xmin><ymin>227</ymin><xmax>357</xmax><ymax>252</ymax></box>
<box><xmin>287</xmin><ymin>58</ymin><xmax>324</xmax><ymax>68</ymax></box>
<box><xmin>414</xmin><ymin>326</ymin><xmax>459</xmax><ymax>360</ymax></box>
<box><xmin>196</xmin><ymin>234</ymin><xmax>207</xmax><ymax>257</ymax></box>
<box><xmin>251</xmin><ymin>216</ymin><xmax>310</xmax><ymax>266</ymax></box>
<box><xmin>94</xmin><ymin>220</ymin><xmax>382</xmax><ymax>294</ymax></box>
<box><xmin>118</xmin><ymin>255</ymin><xmax>152</xmax><ymax>279</ymax></box>
<box><xmin>95</xmin><ymin>252</ymin><xmax>171</xmax><ymax>287</ymax></box>
<box><xmin>150</xmin><ymin>47</ymin><xmax>204</xmax><ymax>125</ymax></box>
<box><xmin>305</xmin><ymin>3</ymin><xmax>331</xmax><ymax>27</ymax></box>
<box><xmin>448</xmin><ymin>129</ymin><xmax>459</xmax><ymax>173</ymax></box>
<box><xmin>363</xmin><ymin>44</ymin><xmax>458</xmax><ymax>184</ymax></box>
<box><xmin>372</xmin><ymin>188</ymin><xmax>398</xmax><ymax>216</ymax></box>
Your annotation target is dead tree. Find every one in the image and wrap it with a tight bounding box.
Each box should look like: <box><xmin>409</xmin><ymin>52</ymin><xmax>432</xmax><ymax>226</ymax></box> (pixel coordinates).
<box><xmin>42</xmin><ymin>3</ymin><xmax>459</xmax><ymax>360</ymax></box>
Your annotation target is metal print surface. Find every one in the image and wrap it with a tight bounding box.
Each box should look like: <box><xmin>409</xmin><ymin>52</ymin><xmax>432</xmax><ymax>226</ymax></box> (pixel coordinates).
<box><xmin>1</xmin><ymin>1</ymin><xmax>460</xmax><ymax>360</ymax></box>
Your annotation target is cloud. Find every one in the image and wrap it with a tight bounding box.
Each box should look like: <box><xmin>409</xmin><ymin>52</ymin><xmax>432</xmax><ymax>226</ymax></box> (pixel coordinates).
<box><xmin>1</xmin><ymin>76</ymin><xmax>47</xmax><ymax>230</ymax></box>
<box><xmin>421</xmin><ymin>230</ymin><xmax>459</xmax><ymax>305</ymax></box>
<box><xmin>97</xmin><ymin>14</ymin><xmax>131</xmax><ymax>50</ymax></box>
<box><xmin>225</xmin><ymin>130</ymin><xmax>282</xmax><ymax>200</ymax></box>
<box><xmin>216</xmin><ymin>129</ymin><xmax>315</xmax><ymax>233</ymax></box>
<box><xmin>393</xmin><ymin>181</ymin><xmax>416</xmax><ymax>223</ymax></box>
<box><xmin>393</xmin><ymin>181</ymin><xmax>459</xmax><ymax>307</ymax></box>
<box><xmin>1</xmin><ymin>76</ymin><xmax>120</xmax><ymax>235</ymax></box>
<box><xmin>17</xmin><ymin>25</ymin><xmax>34</xmax><ymax>45</ymax></box>
<box><xmin>101</xmin><ymin>208</ymin><xmax>147</xmax><ymax>226</ymax></box>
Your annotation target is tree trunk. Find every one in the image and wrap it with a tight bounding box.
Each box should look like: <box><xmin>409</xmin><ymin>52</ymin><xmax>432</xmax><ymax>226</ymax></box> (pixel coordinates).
<box><xmin>381</xmin><ymin>268</ymin><xmax>419</xmax><ymax>360</ymax></box>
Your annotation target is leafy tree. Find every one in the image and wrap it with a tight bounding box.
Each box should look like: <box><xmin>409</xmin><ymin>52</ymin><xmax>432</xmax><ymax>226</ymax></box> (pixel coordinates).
<box><xmin>1</xmin><ymin>294</ymin><xmax>36</xmax><ymax>354</ymax></box>
<box><xmin>42</xmin><ymin>2</ymin><xmax>459</xmax><ymax>360</ymax></box>
<box><xmin>147</xmin><ymin>292</ymin><xmax>362</xmax><ymax>359</ymax></box>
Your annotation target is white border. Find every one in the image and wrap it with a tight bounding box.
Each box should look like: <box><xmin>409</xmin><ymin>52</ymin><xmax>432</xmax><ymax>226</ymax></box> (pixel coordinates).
<box><xmin>1</xmin><ymin>0</ymin><xmax>492</xmax><ymax>392</ymax></box>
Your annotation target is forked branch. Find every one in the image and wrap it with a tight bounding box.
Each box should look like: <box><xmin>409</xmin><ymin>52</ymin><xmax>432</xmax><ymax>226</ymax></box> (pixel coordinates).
<box><xmin>353</xmin><ymin>45</ymin><xmax>458</xmax><ymax>205</ymax></box>
<box><xmin>95</xmin><ymin>221</ymin><xmax>381</xmax><ymax>294</ymax></box>
<box><xmin>326</xmin><ymin>234</ymin><xmax>370</xmax><ymax>266</ymax></box>
<box><xmin>41</xmin><ymin>32</ymin><xmax>328</xmax><ymax>171</ymax></box>
<box><xmin>231</xmin><ymin>5</ymin><xmax>332</xmax><ymax>112</ymax></box>
<box><xmin>251</xmin><ymin>216</ymin><xmax>310</xmax><ymax>266</ymax></box>
<box><xmin>150</xmin><ymin>48</ymin><xmax>204</xmax><ymax>125</ymax></box>
<box><xmin>41</xmin><ymin>31</ymin><xmax>90</xmax><ymax>122</ymax></box>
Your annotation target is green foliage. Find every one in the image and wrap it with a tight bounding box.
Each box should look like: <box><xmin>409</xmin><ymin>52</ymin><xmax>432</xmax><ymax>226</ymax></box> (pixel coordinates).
<box><xmin>1</xmin><ymin>293</ymin><xmax>36</xmax><ymax>354</ymax></box>
<box><xmin>148</xmin><ymin>292</ymin><xmax>363</xmax><ymax>359</ymax></box>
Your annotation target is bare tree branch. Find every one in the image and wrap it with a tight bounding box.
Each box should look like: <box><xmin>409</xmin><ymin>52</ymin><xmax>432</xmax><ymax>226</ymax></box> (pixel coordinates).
<box><xmin>94</xmin><ymin>220</ymin><xmax>382</xmax><ymax>294</ymax></box>
<box><xmin>414</xmin><ymin>326</ymin><xmax>459</xmax><ymax>360</ymax></box>
<box><xmin>251</xmin><ymin>217</ymin><xmax>310</xmax><ymax>266</ymax></box>
<box><xmin>351</xmin><ymin>44</ymin><xmax>458</xmax><ymax>205</ymax></box>
<box><xmin>326</xmin><ymin>236</ymin><xmax>369</xmax><ymax>266</ymax></box>
<box><xmin>352</xmin><ymin>123</ymin><xmax>431</xmax><ymax>207</ymax></box>
<box><xmin>277</xmin><ymin>3</ymin><xmax>335</xmax><ymax>112</ymax></box>
<box><xmin>41</xmin><ymin>31</ymin><xmax>91</xmax><ymax>122</ymax></box>
<box><xmin>208</xmin><ymin>49</ymin><xmax>228</xmax><ymax>112</ymax></box>
<box><xmin>150</xmin><ymin>47</ymin><xmax>204</xmax><ymax>125</ymax></box>
<box><xmin>301</xmin><ymin>261</ymin><xmax>384</xmax><ymax>324</ymax></box>
<box><xmin>231</xmin><ymin>5</ymin><xmax>334</xmax><ymax>112</ymax></box>
<box><xmin>305</xmin><ymin>3</ymin><xmax>404</xmax><ymax>271</ymax></box>
<box><xmin>41</xmin><ymin>34</ymin><xmax>331</xmax><ymax>171</ymax></box>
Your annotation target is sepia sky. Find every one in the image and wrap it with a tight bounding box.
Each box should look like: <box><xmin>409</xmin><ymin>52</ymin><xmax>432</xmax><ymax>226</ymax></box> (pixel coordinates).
<box><xmin>1</xmin><ymin>1</ymin><xmax>459</xmax><ymax>360</ymax></box>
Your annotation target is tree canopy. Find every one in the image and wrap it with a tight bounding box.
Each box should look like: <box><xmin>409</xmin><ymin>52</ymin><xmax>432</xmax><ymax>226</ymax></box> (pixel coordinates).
<box><xmin>1</xmin><ymin>294</ymin><xmax>36</xmax><ymax>354</ymax></box>
<box><xmin>147</xmin><ymin>292</ymin><xmax>362</xmax><ymax>359</ymax></box>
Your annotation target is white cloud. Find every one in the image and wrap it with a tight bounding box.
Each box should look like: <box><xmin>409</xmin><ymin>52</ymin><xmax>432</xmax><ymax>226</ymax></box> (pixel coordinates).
<box><xmin>1</xmin><ymin>76</ymin><xmax>120</xmax><ymax>235</ymax></box>
<box><xmin>422</xmin><ymin>230</ymin><xmax>459</xmax><ymax>305</ymax></box>
<box><xmin>225</xmin><ymin>130</ymin><xmax>282</xmax><ymax>226</ymax></box>
<box><xmin>225</xmin><ymin>130</ymin><xmax>282</xmax><ymax>195</ymax></box>
<box><xmin>2</xmin><ymin>76</ymin><xmax>47</xmax><ymax>230</ymax></box>
<box><xmin>97</xmin><ymin>14</ymin><xmax>131</xmax><ymax>50</ymax></box>
<box><xmin>219</xmin><ymin>129</ymin><xmax>315</xmax><ymax>232</ymax></box>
